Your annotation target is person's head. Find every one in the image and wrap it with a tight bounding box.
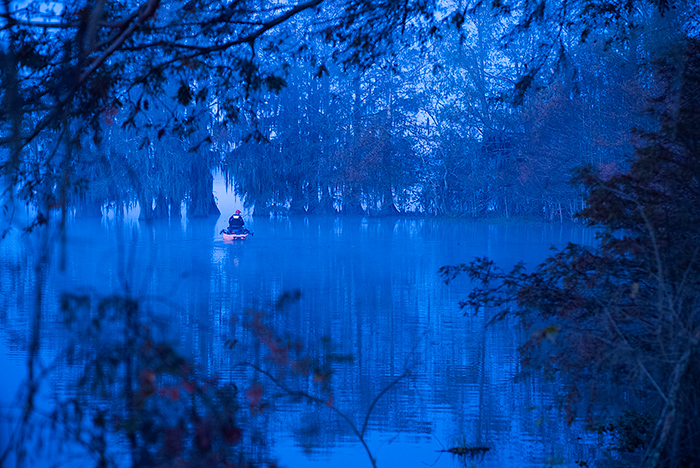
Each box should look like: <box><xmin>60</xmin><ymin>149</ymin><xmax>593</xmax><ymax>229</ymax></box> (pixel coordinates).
<box><xmin>235</xmin><ymin>210</ymin><xmax>241</xmax><ymax>214</ymax></box>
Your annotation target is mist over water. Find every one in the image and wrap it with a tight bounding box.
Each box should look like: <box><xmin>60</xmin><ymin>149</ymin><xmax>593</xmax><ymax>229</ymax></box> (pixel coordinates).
<box><xmin>1</xmin><ymin>215</ymin><xmax>602</xmax><ymax>468</ymax></box>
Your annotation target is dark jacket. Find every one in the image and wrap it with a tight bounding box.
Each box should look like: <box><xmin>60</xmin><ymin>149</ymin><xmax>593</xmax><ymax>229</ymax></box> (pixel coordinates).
<box><xmin>228</xmin><ymin>214</ymin><xmax>245</xmax><ymax>230</ymax></box>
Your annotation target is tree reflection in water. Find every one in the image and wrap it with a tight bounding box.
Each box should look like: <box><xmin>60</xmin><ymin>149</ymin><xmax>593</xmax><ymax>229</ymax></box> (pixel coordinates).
<box><xmin>0</xmin><ymin>217</ymin><xmax>600</xmax><ymax>468</ymax></box>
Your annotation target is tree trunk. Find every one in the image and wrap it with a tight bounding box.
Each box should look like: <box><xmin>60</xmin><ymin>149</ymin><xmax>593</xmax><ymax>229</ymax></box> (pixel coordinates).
<box><xmin>308</xmin><ymin>184</ymin><xmax>335</xmax><ymax>215</ymax></box>
<box><xmin>138</xmin><ymin>195</ymin><xmax>154</xmax><ymax>221</ymax></box>
<box><xmin>169</xmin><ymin>196</ymin><xmax>182</xmax><ymax>219</ymax></box>
<box><xmin>154</xmin><ymin>192</ymin><xmax>169</xmax><ymax>219</ymax></box>
<box><xmin>288</xmin><ymin>184</ymin><xmax>307</xmax><ymax>215</ymax></box>
<box><xmin>188</xmin><ymin>154</ymin><xmax>220</xmax><ymax>218</ymax></box>
<box><xmin>343</xmin><ymin>186</ymin><xmax>365</xmax><ymax>215</ymax></box>
<box><xmin>77</xmin><ymin>196</ymin><xmax>103</xmax><ymax>218</ymax></box>
<box><xmin>642</xmin><ymin>348</ymin><xmax>693</xmax><ymax>468</ymax></box>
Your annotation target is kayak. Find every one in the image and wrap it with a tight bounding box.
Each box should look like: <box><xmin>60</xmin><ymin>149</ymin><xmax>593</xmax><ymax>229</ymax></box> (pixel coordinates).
<box><xmin>222</xmin><ymin>231</ymin><xmax>249</xmax><ymax>241</ymax></box>
<box><xmin>220</xmin><ymin>227</ymin><xmax>251</xmax><ymax>241</ymax></box>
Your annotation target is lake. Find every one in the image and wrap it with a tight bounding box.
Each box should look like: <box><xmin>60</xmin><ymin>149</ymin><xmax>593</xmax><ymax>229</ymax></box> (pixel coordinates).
<box><xmin>0</xmin><ymin>215</ymin><xmax>604</xmax><ymax>468</ymax></box>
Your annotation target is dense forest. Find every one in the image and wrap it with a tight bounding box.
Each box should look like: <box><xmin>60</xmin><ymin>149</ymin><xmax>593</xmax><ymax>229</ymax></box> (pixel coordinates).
<box><xmin>2</xmin><ymin>0</ymin><xmax>696</xmax><ymax>224</ymax></box>
<box><xmin>3</xmin><ymin>1</ymin><xmax>700</xmax><ymax>468</ymax></box>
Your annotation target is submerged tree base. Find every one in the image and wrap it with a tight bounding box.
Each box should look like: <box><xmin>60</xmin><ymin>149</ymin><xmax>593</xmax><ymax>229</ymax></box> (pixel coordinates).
<box><xmin>441</xmin><ymin>445</ymin><xmax>490</xmax><ymax>457</ymax></box>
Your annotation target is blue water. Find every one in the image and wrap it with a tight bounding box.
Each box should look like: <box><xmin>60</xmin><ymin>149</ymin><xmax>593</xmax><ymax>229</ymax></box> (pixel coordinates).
<box><xmin>0</xmin><ymin>215</ymin><xmax>603</xmax><ymax>468</ymax></box>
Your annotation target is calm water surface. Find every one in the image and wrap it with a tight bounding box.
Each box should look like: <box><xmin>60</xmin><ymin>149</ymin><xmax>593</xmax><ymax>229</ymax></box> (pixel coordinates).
<box><xmin>0</xmin><ymin>215</ymin><xmax>603</xmax><ymax>468</ymax></box>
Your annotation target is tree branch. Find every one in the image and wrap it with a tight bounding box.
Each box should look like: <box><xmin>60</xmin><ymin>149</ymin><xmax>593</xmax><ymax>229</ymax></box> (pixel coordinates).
<box><xmin>237</xmin><ymin>361</ymin><xmax>409</xmax><ymax>468</ymax></box>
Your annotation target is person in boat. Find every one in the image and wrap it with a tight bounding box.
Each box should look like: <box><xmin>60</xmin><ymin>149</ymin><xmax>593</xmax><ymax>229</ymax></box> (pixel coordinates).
<box><xmin>227</xmin><ymin>210</ymin><xmax>246</xmax><ymax>234</ymax></box>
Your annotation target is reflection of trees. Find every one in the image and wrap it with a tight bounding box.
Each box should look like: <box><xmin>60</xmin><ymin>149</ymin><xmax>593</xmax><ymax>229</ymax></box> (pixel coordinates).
<box><xmin>0</xmin><ymin>216</ymin><xmax>598</xmax><ymax>467</ymax></box>
<box><xmin>218</xmin><ymin>217</ymin><xmax>596</xmax><ymax>465</ymax></box>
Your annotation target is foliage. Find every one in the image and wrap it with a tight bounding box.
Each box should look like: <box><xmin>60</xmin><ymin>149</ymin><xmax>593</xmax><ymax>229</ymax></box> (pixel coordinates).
<box><xmin>4</xmin><ymin>0</ymin><xmax>695</xmax><ymax>224</ymax></box>
<box><xmin>3</xmin><ymin>286</ymin><xmax>409</xmax><ymax>468</ymax></box>
<box><xmin>223</xmin><ymin>0</ymin><xmax>696</xmax><ymax>218</ymax></box>
<box><xmin>50</xmin><ymin>292</ymin><xmax>253</xmax><ymax>467</ymax></box>
<box><xmin>0</xmin><ymin>0</ymin><xmax>443</xmax><ymax>222</ymax></box>
<box><xmin>440</xmin><ymin>37</ymin><xmax>700</xmax><ymax>468</ymax></box>
<box><xmin>590</xmin><ymin>410</ymin><xmax>654</xmax><ymax>461</ymax></box>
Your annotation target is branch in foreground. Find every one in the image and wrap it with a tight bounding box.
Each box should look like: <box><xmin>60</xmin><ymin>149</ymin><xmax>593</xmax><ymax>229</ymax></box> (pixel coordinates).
<box><xmin>238</xmin><ymin>362</ymin><xmax>411</xmax><ymax>468</ymax></box>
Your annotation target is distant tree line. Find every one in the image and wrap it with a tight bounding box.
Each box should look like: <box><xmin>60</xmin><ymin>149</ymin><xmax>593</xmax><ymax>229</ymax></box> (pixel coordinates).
<box><xmin>223</xmin><ymin>19</ymin><xmax>660</xmax><ymax>219</ymax></box>
<box><xmin>1</xmin><ymin>0</ymin><xmax>698</xmax><ymax>226</ymax></box>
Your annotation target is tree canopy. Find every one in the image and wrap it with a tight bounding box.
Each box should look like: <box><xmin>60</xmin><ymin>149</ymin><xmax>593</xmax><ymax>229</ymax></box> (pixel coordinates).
<box><xmin>1</xmin><ymin>0</ymin><xmax>698</xmax><ymax>224</ymax></box>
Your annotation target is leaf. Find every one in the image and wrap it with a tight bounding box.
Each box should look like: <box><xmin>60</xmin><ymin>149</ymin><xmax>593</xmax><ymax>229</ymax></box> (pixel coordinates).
<box><xmin>544</xmin><ymin>325</ymin><xmax>559</xmax><ymax>343</ymax></box>
<box><xmin>222</xmin><ymin>426</ymin><xmax>242</xmax><ymax>445</ymax></box>
<box><xmin>103</xmin><ymin>106</ymin><xmax>118</xmax><ymax>125</ymax></box>
<box><xmin>194</xmin><ymin>420</ymin><xmax>212</xmax><ymax>452</ymax></box>
<box><xmin>163</xmin><ymin>426</ymin><xmax>185</xmax><ymax>456</ymax></box>
<box><xmin>195</xmin><ymin>88</ymin><xmax>208</xmax><ymax>103</ymax></box>
<box><xmin>138</xmin><ymin>136</ymin><xmax>150</xmax><ymax>150</ymax></box>
<box><xmin>246</xmin><ymin>384</ymin><xmax>263</xmax><ymax>413</ymax></box>
<box><xmin>315</xmin><ymin>64</ymin><xmax>328</xmax><ymax>78</ymax></box>
<box><xmin>264</xmin><ymin>75</ymin><xmax>286</xmax><ymax>92</ymax></box>
<box><xmin>630</xmin><ymin>282</ymin><xmax>639</xmax><ymax>298</ymax></box>
<box><xmin>176</xmin><ymin>83</ymin><xmax>192</xmax><ymax>106</ymax></box>
<box><xmin>182</xmin><ymin>380</ymin><xmax>195</xmax><ymax>393</ymax></box>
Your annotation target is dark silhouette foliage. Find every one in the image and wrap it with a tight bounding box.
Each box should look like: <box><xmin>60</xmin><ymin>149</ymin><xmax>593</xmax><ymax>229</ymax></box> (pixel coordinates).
<box><xmin>3</xmin><ymin>284</ymin><xmax>408</xmax><ymax>468</ymax></box>
<box><xmin>441</xmin><ymin>37</ymin><xmax>700</xmax><ymax>468</ymax></box>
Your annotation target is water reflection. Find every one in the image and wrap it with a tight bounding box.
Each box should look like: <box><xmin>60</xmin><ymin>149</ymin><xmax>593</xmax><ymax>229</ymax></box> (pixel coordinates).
<box><xmin>0</xmin><ymin>216</ymin><xmax>602</xmax><ymax>467</ymax></box>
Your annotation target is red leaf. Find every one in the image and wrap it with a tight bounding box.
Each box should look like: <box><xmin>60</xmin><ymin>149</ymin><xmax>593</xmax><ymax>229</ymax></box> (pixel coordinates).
<box><xmin>292</xmin><ymin>357</ymin><xmax>311</xmax><ymax>376</ymax></box>
<box><xmin>103</xmin><ymin>107</ymin><xmax>118</xmax><ymax>125</ymax></box>
<box><xmin>182</xmin><ymin>381</ymin><xmax>195</xmax><ymax>393</ymax></box>
<box><xmin>194</xmin><ymin>421</ymin><xmax>212</xmax><ymax>452</ymax></box>
<box><xmin>246</xmin><ymin>384</ymin><xmax>263</xmax><ymax>414</ymax></box>
<box><xmin>167</xmin><ymin>387</ymin><xmax>180</xmax><ymax>401</ymax></box>
<box><xmin>222</xmin><ymin>426</ymin><xmax>242</xmax><ymax>445</ymax></box>
<box><xmin>162</xmin><ymin>426</ymin><xmax>185</xmax><ymax>456</ymax></box>
<box><xmin>139</xmin><ymin>369</ymin><xmax>156</xmax><ymax>398</ymax></box>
